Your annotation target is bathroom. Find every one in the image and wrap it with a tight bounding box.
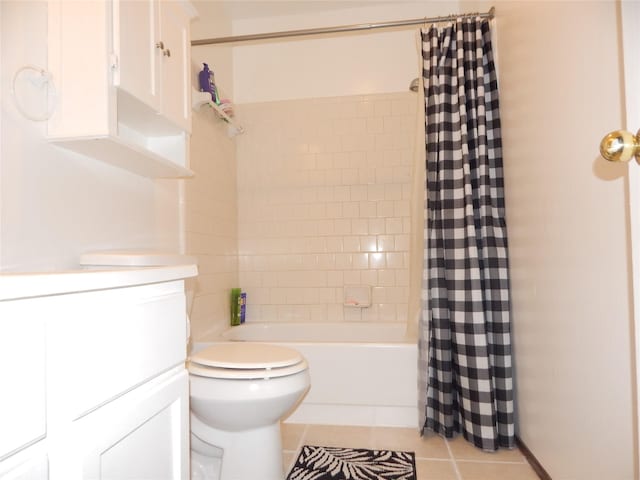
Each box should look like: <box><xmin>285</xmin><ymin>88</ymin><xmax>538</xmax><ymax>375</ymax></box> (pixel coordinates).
<box><xmin>0</xmin><ymin>1</ymin><xmax>635</xmax><ymax>479</ymax></box>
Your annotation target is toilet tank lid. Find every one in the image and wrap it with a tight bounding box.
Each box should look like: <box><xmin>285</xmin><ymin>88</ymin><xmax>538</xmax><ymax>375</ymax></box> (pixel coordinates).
<box><xmin>80</xmin><ymin>250</ymin><xmax>197</xmax><ymax>267</ymax></box>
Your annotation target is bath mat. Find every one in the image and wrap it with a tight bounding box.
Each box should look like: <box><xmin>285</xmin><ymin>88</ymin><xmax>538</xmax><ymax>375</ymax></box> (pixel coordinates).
<box><xmin>287</xmin><ymin>445</ymin><xmax>416</xmax><ymax>480</ymax></box>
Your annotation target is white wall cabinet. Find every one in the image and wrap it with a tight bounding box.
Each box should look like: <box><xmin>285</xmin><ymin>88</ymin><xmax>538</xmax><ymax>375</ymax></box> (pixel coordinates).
<box><xmin>0</xmin><ymin>266</ymin><xmax>196</xmax><ymax>480</ymax></box>
<box><xmin>47</xmin><ymin>0</ymin><xmax>196</xmax><ymax>178</ymax></box>
<box><xmin>114</xmin><ymin>0</ymin><xmax>191</xmax><ymax>133</ymax></box>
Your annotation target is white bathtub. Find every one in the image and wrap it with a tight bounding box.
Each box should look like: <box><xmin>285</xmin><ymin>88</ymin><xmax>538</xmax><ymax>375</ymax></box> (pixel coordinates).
<box><xmin>199</xmin><ymin>322</ymin><xmax>419</xmax><ymax>428</ymax></box>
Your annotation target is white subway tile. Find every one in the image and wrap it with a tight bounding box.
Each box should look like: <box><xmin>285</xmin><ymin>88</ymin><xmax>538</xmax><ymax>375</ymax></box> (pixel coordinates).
<box><xmin>342</xmin><ymin>168</ymin><xmax>359</xmax><ymax>185</ymax></box>
<box><xmin>343</xmin><ymin>236</ymin><xmax>361</xmax><ymax>252</ymax></box>
<box><xmin>359</xmin><ymin>201</ymin><xmax>377</xmax><ymax>218</ymax></box>
<box><xmin>270</xmin><ymin>288</ymin><xmax>288</xmax><ymax>305</ymax></box>
<box><xmin>378</xmin><ymin>269</ymin><xmax>397</xmax><ymax>286</ymax></box>
<box><xmin>350</xmin><ymin>185</ymin><xmax>369</xmax><ymax>200</ymax></box>
<box><xmin>385</xmin><ymin>184</ymin><xmax>403</xmax><ymax>200</ymax></box>
<box><xmin>335</xmin><ymin>253</ymin><xmax>352</xmax><ymax>269</ymax></box>
<box><xmin>367</xmin><ymin>184</ymin><xmax>386</xmax><ymax>201</ymax></box>
<box><xmin>377</xmin><ymin>201</ymin><xmax>395</xmax><ymax>218</ymax></box>
<box><xmin>386</xmin><ymin>252</ymin><xmax>404</xmax><ymax>269</ymax></box>
<box><xmin>369</xmin><ymin>252</ymin><xmax>386</xmax><ymax>269</ymax></box>
<box><xmin>394</xmin><ymin>234</ymin><xmax>410</xmax><ymax>251</ymax></box>
<box><xmin>385</xmin><ymin>218</ymin><xmax>403</xmax><ymax>234</ymax></box>
<box><xmin>344</xmin><ymin>307</ymin><xmax>363</xmax><ymax>322</ymax></box>
<box><xmin>378</xmin><ymin>303</ymin><xmax>398</xmax><ymax>321</ymax></box>
<box><xmin>318</xmin><ymin>253</ymin><xmax>336</xmax><ymax>269</ymax></box>
<box><xmin>334</xmin><ymin>218</ymin><xmax>352</xmax><ymax>235</ymax></box>
<box><xmin>327</xmin><ymin>270</ymin><xmax>344</xmax><ymax>287</ymax></box>
<box><xmin>326</xmin><ymin>202</ymin><xmax>344</xmax><ymax>218</ymax></box>
<box><xmin>361</xmin><ymin>269</ymin><xmax>378</xmax><ymax>287</ymax></box>
<box><xmin>372</xmin><ymin>287</ymin><xmax>386</xmax><ymax>303</ymax></box>
<box><xmin>367</xmin><ymin>117</ymin><xmax>385</xmax><ymax>134</ymax></box>
<box><xmin>395</xmin><ymin>269</ymin><xmax>410</xmax><ymax>287</ymax></box>
<box><xmin>343</xmin><ymin>270</ymin><xmax>361</xmax><ymax>285</ymax></box>
<box><xmin>342</xmin><ymin>201</ymin><xmax>360</xmax><ymax>218</ymax></box>
<box><xmin>325</xmin><ymin>236</ymin><xmax>344</xmax><ymax>253</ymax></box>
<box><xmin>374</xmin><ymin>100</ymin><xmax>392</xmax><ymax>117</ymax></box>
<box><xmin>377</xmin><ymin>235</ymin><xmax>395</xmax><ymax>252</ymax></box>
<box><xmin>327</xmin><ymin>304</ymin><xmax>345</xmax><ymax>321</ymax></box>
<box><xmin>368</xmin><ymin>218</ymin><xmax>386</xmax><ymax>235</ymax></box>
<box><xmin>352</xmin><ymin>253</ymin><xmax>369</xmax><ymax>269</ymax></box>
<box><xmin>361</xmin><ymin>304</ymin><xmax>379</xmax><ymax>322</ymax></box>
<box><xmin>349</xmin><ymin>151</ymin><xmax>367</xmax><ymax>168</ymax></box>
<box><xmin>360</xmin><ymin>235</ymin><xmax>377</xmax><ymax>252</ymax></box>
<box><xmin>351</xmin><ymin>219</ymin><xmax>369</xmax><ymax>235</ymax></box>
<box><xmin>334</xmin><ymin>185</ymin><xmax>351</xmax><ymax>201</ymax></box>
<box><xmin>357</xmin><ymin>101</ymin><xmax>375</xmax><ymax>117</ymax></box>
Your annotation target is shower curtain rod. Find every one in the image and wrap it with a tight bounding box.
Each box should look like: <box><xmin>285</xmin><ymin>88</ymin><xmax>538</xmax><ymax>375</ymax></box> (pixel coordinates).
<box><xmin>191</xmin><ymin>6</ymin><xmax>495</xmax><ymax>46</ymax></box>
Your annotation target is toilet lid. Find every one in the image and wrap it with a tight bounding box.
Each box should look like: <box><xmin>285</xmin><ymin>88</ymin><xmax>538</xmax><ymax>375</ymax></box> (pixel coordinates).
<box><xmin>188</xmin><ymin>343</ymin><xmax>308</xmax><ymax>379</ymax></box>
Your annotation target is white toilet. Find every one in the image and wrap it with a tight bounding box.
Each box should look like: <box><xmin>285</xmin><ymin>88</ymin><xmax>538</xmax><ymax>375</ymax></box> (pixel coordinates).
<box><xmin>188</xmin><ymin>342</ymin><xmax>310</xmax><ymax>480</ymax></box>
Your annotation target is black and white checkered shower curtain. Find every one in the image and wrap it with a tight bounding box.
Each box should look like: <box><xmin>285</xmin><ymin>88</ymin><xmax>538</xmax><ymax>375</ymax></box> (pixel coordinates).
<box><xmin>418</xmin><ymin>17</ymin><xmax>515</xmax><ymax>451</ymax></box>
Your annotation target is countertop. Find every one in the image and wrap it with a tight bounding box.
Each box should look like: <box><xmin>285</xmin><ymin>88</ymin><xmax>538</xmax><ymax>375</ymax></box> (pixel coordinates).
<box><xmin>0</xmin><ymin>264</ymin><xmax>198</xmax><ymax>301</ymax></box>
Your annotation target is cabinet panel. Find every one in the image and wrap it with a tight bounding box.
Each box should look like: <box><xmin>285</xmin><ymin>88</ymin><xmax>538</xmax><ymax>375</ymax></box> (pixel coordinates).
<box><xmin>114</xmin><ymin>0</ymin><xmax>160</xmax><ymax>111</ymax></box>
<box><xmin>0</xmin><ymin>449</ymin><xmax>48</xmax><ymax>480</ymax></box>
<box><xmin>46</xmin><ymin>282</ymin><xmax>187</xmax><ymax>420</ymax></box>
<box><xmin>0</xmin><ymin>300</ymin><xmax>46</xmax><ymax>460</ymax></box>
<box><xmin>159</xmin><ymin>0</ymin><xmax>191</xmax><ymax>132</ymax></box>
<box><xmin>76</xmin><ymin>370</ymin><xmax>189</xmax><ymax>480</ymax></box>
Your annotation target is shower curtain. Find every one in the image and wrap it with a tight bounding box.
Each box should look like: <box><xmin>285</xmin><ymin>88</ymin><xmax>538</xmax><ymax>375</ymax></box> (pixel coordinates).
<box><xmin>418</xmin><ymin>16</ymin><xmax>514</xmax><ymax>451</ymax></box>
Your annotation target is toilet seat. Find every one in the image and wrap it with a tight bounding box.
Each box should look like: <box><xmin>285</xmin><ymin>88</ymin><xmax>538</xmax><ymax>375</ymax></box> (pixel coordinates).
<box><xmin>188</xmin><ymin>343</ymin><xmax>308</xmax><ymax>379</ymax></box>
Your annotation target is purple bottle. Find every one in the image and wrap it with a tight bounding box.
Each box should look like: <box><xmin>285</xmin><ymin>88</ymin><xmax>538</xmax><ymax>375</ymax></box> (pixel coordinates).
<box><xmin>198</xmin><ymin>63</ymin><xmax>219</xmax><ymax>103</ymax></box>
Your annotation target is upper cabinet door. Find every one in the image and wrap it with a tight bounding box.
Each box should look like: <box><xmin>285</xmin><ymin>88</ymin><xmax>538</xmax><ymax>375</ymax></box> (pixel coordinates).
<box><xmin>159</xmin><ymin>0</ymin><xmax>191</xmax><ymax>132</ymax></box>
<box><xmin>113</xmin><ymin>0</ymin><xmax>161</xmax><ymax>111</ymax></box>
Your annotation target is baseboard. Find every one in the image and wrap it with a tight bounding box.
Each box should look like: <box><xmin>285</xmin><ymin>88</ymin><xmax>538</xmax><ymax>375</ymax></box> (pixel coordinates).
<box><xmin>516</xmin><ymin>436</ymin><xmax>552</xmax><ymax>480</ymax></box>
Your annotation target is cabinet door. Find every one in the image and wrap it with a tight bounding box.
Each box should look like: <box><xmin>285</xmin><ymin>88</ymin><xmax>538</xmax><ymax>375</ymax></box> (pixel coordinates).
<box><xmin>70</xmin><ymin>370</ymin><xmax>189</xmax><ymax>480</ymax></box>
<box><xmin>0</xmin><ymin>299</ymin><xmax>46</xmax><ymax>461</ymax></box>
<box><xmin>0</xmin><ymin>448</ymin><xmax>48</xmax><ymax>480</ymax></box>
<box><xmin>159</xmin><ymin>0</ymin><xmax>191</xmax><ymax>132</ymax></box>
<box><xmin>113</xmin><ymin>0</ymin><xmax>161</xmax><ymax>111</ymax></box>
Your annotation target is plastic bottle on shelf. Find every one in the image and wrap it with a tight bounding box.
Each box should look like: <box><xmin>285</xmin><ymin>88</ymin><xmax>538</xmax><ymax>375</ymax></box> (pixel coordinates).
<box><xmin>198</xmin><ymin>63</ymin><xmax>219</xmax><ymax>104</ymax></box>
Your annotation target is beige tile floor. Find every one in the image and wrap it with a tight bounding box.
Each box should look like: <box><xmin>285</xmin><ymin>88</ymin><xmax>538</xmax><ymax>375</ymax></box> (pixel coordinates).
<box><xmin>282</xmin><ymin>423</ymin><xmax>540</xmax><ymax>480</ymax></box>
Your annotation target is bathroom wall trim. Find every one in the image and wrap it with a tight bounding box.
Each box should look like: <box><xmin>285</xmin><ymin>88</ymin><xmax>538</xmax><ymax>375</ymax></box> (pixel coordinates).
<box><xmin>515</xmin><ymin>436</ymin><xmax>552</xmax><ymax>480</ymax></box>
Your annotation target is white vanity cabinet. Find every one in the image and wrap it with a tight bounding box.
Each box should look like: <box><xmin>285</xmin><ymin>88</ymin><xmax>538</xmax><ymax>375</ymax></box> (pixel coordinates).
<box><xmin>47</xmin><ymin>0</ymin><xmax>197</xmax><ymax>178</ymax></box>
<box><xmin>0</xmin><ymin>265</ymin><xmax>197</xmax><ymax>480</ymax></box>
<box><xmin>0</xmin><ymin>299</ymin><xmax>47</xmax><ymax>479</ymax></box>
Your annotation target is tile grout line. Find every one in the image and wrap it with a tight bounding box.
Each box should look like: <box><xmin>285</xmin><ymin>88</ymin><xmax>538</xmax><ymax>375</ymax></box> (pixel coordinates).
<box><xmin>444</xmin><ymin>440</ymin><xmax>463</xmax><ymax>480</ymax></box>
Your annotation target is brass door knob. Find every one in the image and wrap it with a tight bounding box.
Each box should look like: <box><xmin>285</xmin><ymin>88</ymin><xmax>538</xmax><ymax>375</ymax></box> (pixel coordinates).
<box><xmin>600</xmin><ymin>129</ymin><xmax>640</xmax><ymax>162</ymax></box>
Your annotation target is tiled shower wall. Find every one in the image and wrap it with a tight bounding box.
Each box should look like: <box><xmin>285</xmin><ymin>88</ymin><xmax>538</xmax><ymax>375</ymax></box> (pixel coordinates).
<box><xmin>236</xmin><ymin>92</ymin><xmax>417</xmax><ymax>323</ymax></box>
<box><xmin>185</xmin><ymin>108</ymin><xmax>238</xmax><ymax>341</ymax></box>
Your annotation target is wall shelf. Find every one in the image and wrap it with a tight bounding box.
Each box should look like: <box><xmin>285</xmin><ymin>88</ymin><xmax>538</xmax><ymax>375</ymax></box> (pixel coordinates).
<box><xmin>51</xmin><ymin>134</ymin><xmax>194</xmax><ymax>178</ymax></box>
<box><xmin>192</xmin><ymin>89</ymin><xmax>244</xmax><ymax>137</ymax></box>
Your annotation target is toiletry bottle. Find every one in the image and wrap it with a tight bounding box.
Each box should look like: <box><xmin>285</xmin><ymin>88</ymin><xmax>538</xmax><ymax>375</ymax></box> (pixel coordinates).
<box><xmin>198</xmin><ymin>63</ymin><xmax>219</xmax><ymax>104</ymax></box>
<box><xmin>240</xmin><ymin>292</ymin><xmax>246</xmax><ymax>324</ymax></box>
<box><xmin>230</xmin><ymin>288</ymin><xmax>242</xmax><ymax>326</ymax></box>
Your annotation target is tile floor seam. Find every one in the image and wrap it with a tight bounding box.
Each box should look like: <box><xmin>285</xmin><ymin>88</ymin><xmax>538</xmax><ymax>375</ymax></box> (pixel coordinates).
<box><xmin>413</xmin><ymin>455</ymin><xmax>456</xmax><ymax>461</ymax></box>
<box><xmin>455</xmin><ymin>459</ymin><xmax>527</xmax><ymax>465</ymax></box>
<box><xmin>444</xmin><ymin>439</ymin><xmax>463</xmax><ymax>480</ymax></box>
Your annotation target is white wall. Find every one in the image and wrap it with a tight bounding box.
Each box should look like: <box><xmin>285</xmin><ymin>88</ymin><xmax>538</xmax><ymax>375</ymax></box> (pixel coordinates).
<box><xmin>497</xmin><ymin>2</ymin><xmax>634</xmax><ymax>478</ymax></box>
<box><xmin>0</xmin><ymin>1</ymin><xmax>180</xmax><ymax>271</ymax></box>
<box><xmin>231</xmin><ymin>2</ymin><xmax>463</xmax><ymax>103</ymax></box>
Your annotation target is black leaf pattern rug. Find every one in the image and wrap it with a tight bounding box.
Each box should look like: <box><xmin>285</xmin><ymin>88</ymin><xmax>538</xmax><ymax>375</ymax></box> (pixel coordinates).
<box><xmin>287</xmin><ymin>445</ymin><xmax>416</xmax><ymax>480</ymax></box>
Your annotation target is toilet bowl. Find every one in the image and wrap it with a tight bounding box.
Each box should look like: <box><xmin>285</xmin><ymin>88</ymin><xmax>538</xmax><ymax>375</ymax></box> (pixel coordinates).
<box><xmin>188</xmin><ymin>342</ymin><xmax>310</xmax><ymax>480</ymax></box>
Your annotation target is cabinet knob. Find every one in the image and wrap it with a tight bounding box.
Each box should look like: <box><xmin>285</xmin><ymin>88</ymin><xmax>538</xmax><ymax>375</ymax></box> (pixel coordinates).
<box><xmin>155</xmin><ymin>41</ymin><xmax>165</xmax><ymax>50</ymax></box>
<box><xmin>163</xmin><ymin>49</ymin><xmax>171</xmax><ymax>57</ymax></box>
